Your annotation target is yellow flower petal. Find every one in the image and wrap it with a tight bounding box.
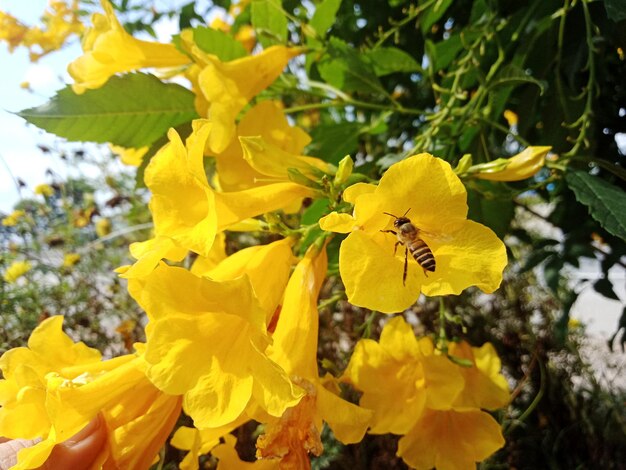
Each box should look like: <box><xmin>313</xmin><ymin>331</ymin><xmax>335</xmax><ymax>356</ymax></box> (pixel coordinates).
<box><xmin>420</xmin><ymin>220</ymin><xmax>507</xmax><ymax>296</ymax></box>
<box><xmin>448</xmin><ymin>341</ymin><xmax>510</xmax><ymax>410</ymax></box>
<box><xmin>316</xmin><ymin>385</ymin><xmax>371</xmax><ymax>444</ymax></box>
<box><xmin>204</xmin><ymin>239</ymin><xmax>295</xmax><ymax>321</ymax></box>
<box><xmin>477</xmin><ymin>146</ymin><xmax>550</xmax><ymax>181</ymax></box>
<box><xmin>68</xmin><ymin>0</ymin><xmax>189</xmax><ymax>93</ymax></box>
<box><xmin>318</xmin><ymin>212</ymin><xmax>356</xmax><ymax>233</ymax></box>
<box><xmin>397</xmin><ymin>409</ymin><xmax>505</xmax><ymax>470</ymax></box>
<box><xmin>342</xmin><ymin>182</ymin><xmax>376</xmax><ymax>204</ymax></box>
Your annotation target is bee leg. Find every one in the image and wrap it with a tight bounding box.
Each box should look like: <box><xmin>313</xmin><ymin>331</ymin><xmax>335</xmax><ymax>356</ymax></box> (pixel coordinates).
<box><xmin>403</xmin><ymin>247</ymin><xmax>408</xmax><ymax>286</ymax></box>
<box><xmin>380</xmin><ymin>229</ymin><xmax>397</xmax><ymax>235</ymax></box>
<box><xmin>393</xmin><ymin>241</ymin><xmax>402</xmax><ymax>256</ymax></box>
<box><xmin>423</xmin><ymin>268</ymin><xmax>429</xmax><ymax>278</ymax></box>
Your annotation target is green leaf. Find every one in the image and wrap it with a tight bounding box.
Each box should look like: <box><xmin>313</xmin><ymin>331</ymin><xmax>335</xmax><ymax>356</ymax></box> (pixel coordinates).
<box><xmin>317</xmin><ymin>37</ymin><xmax>383</xmax><ymax>93</ymax></box>
<box><xmin>308</xmin><ymin>121</ymin><xmax>363</xmax><ymax>164</ymax></box>
<box><xmin>603</xmin><ymin>0</ymin><xmax>626</xmax><ymax>22</ymax></box>
<box><xmin>365</xmin><ymin>47</ymin><xmax>421</xmax><ymax>76</ymax></box>
<box><xmin>565</xmin><ymin>170</ymin><xmax>626</xmax><ymax>242</ymax></box>
<box><xmin>466</xmin><ymin>189</ymin><xmax>514</xmax><ymax>238</ymax></box>
<box><xmin>310</xmin><ymin>0</ymin><xmax>342</xmax><ymax>38</ymax></box>
<box><xmin>192</xmin><ymin>27</ymin><xmax>248</xmax><ymax>61</ymax></box>
<box><xmin>420</xmin><ymin>0</ymin><xmax>454</xmax><ymax>34</ymax></box>
<box><xmin>251</xmin><ymin>0</ymin><xmax>288</xmax><ymax>47</ymax></box>
<box><xmin>17</xmin><ymin>73</ymin><xmax>198</xmax><ymax>148</ymax></box>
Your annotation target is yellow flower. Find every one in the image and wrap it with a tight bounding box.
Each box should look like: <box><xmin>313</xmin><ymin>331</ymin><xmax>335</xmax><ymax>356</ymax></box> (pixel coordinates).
<box><xmin>0</xmin><ymin>316</ymin><xmax>182</xmax><ymax>469</ymax></box>
<box><xmin>95</xmin><ymin>217</ymin><xmax>111</xmax><ymax>237</ymax></box>
<box><xmin>62</xmin><ymin>252</ymin><xmax>81</xmax><ymax>267</ymax></box>
<box><xmin>0</xmin><ymin>11</ymin><xmax>28</xmax><ymax>52</ymax></box>
<box><xmin>319</xmin><ymin>154</ymin><xmax>507</xmax><ymax>313</ymax></box>
<box><xmin>397</xmin><ymin>408</ymin><xmax>505</xmax><ymax>470</ymax></box>
<box><xmin>255</xmin><ymin>245</ymin><xmax>372</xmax><ymax>467</ymax></box>
<box><xmin>2</xmin><ymin>209</ymin><xmax>26</xmax><ymax>226</ymax></box>
<box><xmin>192</xmin><ymin>238</ymin><xmax>295</xmax><ymax>322</ymax></box>
<box><xmin>474</xmin><ymin>146</ymin><xmax>551</xmax><ymax>181</ymax></box>
<box><xmin>109</xmin><ymin>144</ymin><xmax>149</xmax><ymax>166</ymax></box>
<box><xmin>343</xmin><ymin>316</ymin><xmax>464</xmax><ymax>435</ymax></box>
<box><xmin>171</xmin><ymin>420</ymin><xmax>248</xmax><ymax>470</ymax></box>
<box><xmin>447</xmin><ymin>341</ymin><xmax>510</xmax><ymax>410</ymax></box>
<box><xmin>211</xmin><ymin>100</ymin><xmax>312</xmax><ymax>191</ymax></box>
<box><xmin>127</xmin><ymin>263</ymin><xmax>303</xmax><ymax>428</ymax></box>
<box><xmin>67</xmin><ymin>0</ymin><xmax>189</xmax><ymax>94</ymax></box>
<box><xmin>188</xmin><ymin>44</ymin><xmax>302</xmax><ymax>152</ymax></box>
<box><xmin>214</xmin><ymin>435</ymin><xmax>279</xmax><ymax>469</ymax></box>
<box><xmin>122</xmin><ymin>122</ymin><xmax>313</xmax><ymax>278</ymax></box>
<box><xmin>503</xmin><ymin>109</ymin><xmax>518</xmax><ymax>127</ymax></box>
<box><xmin>3</xmin><ymin>260</ymin><xmax>32</xmax><ymax>283</ymax></box>
<box><xmin>34</xmin><ymin>183</ymin><xmax>54</xmax><ymax>197</ymax></box>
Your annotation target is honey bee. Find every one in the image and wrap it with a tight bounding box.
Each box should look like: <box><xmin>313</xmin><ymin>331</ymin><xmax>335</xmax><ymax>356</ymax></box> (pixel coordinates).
<box><xmin>381</xmin><ymin>209</ymin><xmax>436</xmax><ymax>285</ymax></box>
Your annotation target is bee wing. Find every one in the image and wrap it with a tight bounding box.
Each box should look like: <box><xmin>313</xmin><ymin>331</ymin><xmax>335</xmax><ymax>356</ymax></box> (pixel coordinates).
<box><xmin>419</xmin><ymin>230</ymin><xmax>452</xmax><ymax>242</ymax></box>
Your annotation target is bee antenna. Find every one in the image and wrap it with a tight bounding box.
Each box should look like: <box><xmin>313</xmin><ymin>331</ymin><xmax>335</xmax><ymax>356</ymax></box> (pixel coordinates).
<box><xmin>383</xmin><ymin>211</ymin><xmax>398</xmax><ymax>219</ymax></box>
<box><xmin>403</xmin><ymin>208</ymin><xmax>411</xmax><ymax>217</ymax></box>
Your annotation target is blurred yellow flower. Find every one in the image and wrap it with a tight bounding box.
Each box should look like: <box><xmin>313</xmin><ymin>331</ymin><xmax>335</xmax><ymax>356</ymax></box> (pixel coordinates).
<box><xmin>68</xmin><ymin>0</ymin><xmax>189</xmax><ymax>94</ymax></box>
<box><xmin>109</xmin><ymin>144</ymin><xmax>149</xmax><ymax>166</ymax></box>
<box><xmin>320</xmin><ymin>154</ymin><xmax>507</xmax><ymax>313</ymax></box>
<box><xmin>503</xmin><ymin>109</ymin><xmax>519</xmax><ymax>127</ymax></box>
<box><xmin>343</xmin><ymin>316</ymin><xmax>464</xmax><ymax>435</ymax></box>
<box><xmin>34</xmin><ymin>183</ymin><xmax>54</xmax><ymax>197</ymax></box>
<box><xmin>397</xmin><ymin>408</ymin><xmax>506</xmax><ymax>470</ymax></box>
<box><xmin>2</xmin><ymin>209</ymin><xmax>26</xmax><ymax>226</ymax></box>
<box><xmin>95</xmin><ymin>217</ymin><xmax>111</xmax><ymax>237</ymax></box>
<box><xmin>475</xmin><ymin>146</ymin><xmax>551</xmax><ymax>182</ymax></box>
<box><xmin>62</xmin><ymin>252</ymin><xmax>81</xmax><ymax>267</ymax></box>
<box><xmin>3</xmin><ymin>260</ymin><xmax>32</xmax><ymax>283</ymax></box>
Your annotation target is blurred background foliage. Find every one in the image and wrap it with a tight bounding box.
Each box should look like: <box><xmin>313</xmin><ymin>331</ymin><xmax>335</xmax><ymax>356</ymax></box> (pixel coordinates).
<box><xmin>1</xmin><ymin>0</ymin><xmax>625</xmax><ymax>468</ymax></box>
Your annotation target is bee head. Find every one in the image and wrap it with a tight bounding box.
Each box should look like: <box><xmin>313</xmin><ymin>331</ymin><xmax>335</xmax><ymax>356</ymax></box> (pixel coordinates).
<box><xmin>394</xmin><ymin>217</ymin><xmax>411</xmax><ymax>227</ymax></box>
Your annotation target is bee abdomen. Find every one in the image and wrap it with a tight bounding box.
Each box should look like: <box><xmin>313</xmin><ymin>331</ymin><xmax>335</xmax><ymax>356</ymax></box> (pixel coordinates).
<box><xmin>408</xmin><ymin>240</ymin><xmax>436</xmax><ymax>272</ymax></box>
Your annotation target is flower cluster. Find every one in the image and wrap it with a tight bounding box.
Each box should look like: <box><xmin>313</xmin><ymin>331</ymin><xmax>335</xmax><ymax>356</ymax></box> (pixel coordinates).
<box><xmin>0</xmin><ymin>1</ymin><xmax>538</xmax><ymax>468</ymax></box>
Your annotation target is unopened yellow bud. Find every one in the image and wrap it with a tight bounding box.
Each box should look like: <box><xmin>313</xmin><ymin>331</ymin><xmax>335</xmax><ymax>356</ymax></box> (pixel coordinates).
<box><xmin>334</xmin><ymin>155</ymin><xmax>354</xmax><ymax>186</ymax></box>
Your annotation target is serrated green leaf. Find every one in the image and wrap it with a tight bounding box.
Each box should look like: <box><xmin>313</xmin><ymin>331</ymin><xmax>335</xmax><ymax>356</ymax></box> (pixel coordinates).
<box><xmin>17</xmin><ymin>73</ymin><xmax>198</xmax><ymax>148</ymax></box>
<box><xmin>308</xmin><ymin>121</ymin><xmax>363</xmax><ymax>164</ymax></box>
<box><xmin>193</xmin><ymin>27</ymin><xmax>248</xmax><ymax>61</ymax></box>
<box><xmin>251</xmin><ymin>0</ymin><xmax>288</xmax><ymax>47</ymax></box>
<box><xmin>365</xmin><ymin>47</ymin><xmax>421</xmax><ymax>76</ymax></box>
<box><xmin>420</xmin><ymin>0</ymin><xmax>454</xmax><ymax>34</ymax></box>
<box><xmin>565</xmin><ymin>170</ymin><xmax>626</xmax><ymax>242</ymax></box>
<box><xmin>310</xmin><ymin>0</ymin><xmax>342</xmax><ymax>37</ymax></box>
<box><xmin>317</xmin><ymin>37</ymin><xmax>383</xmax><ymax>93</ymax></box>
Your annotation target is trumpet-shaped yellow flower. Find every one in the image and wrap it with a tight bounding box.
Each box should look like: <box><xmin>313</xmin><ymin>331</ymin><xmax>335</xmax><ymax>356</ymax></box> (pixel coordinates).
<box><xmin>193</xmin><ymin>238</ymin><xmax>295</xmax><ymax>322</ymax></box>
<box><xmin>474</xmin><ymin>146</ymin><xmax>551</xmax><ymax>181</ymax></box>
<box><xmin>397</xmin><ymin>408</ymin><xmax>505</xmax><ymax>470</ymax></box>
<box><xmin>448</xmin><ymin>341</ymin><xmax>510</xmax><ymax>410</ymax></box>
<box><xmin>3</xmin><ymin>260</ymin><xmax>32</xmax><ymax>283</ymax></box>
<box><xmin>127</xmin><ymin>263</ymin><xmax>303</xmax><ymax>428</ymax></box>
<box><xmin>68</xmin><ymin>0</ymin><xmax>189</xmax><ymax>94</ymax></box>
<box><xmin>188</xmin><ymin>44</ymin><xmax>302</xmax><ymax>152</ymax></box>
<box><xmin>343</xmin><ymin>316</ymin><xmax>464</xmax><ymax>435</ymax></box>
<box><xmin>2</xmin><ymin>209</ymin><xmax>26</xmax><ymax>226</ymax></box>
<box><xmin>0</xmin><ymin>316</ymin><xmax>182</xmax><ymax>470</ymax></box>
<box><xmin>211</xmin><ymin>100</ymin><xmax>312</xmax><ymax>191</ymax></box>
<box><xmin>255</xmin><ymin>245</ymin><xmax>372</xmax><ymax>467</ymax></box>
<box><xmin>319</xmin><ymin>154</ymin><xmax>507</xmax><ymax>313</ymax></box>
<box><xmin>123</xmin><ymin>122</ymin><xmax>313</xmax><ymax>278</ymax></box>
